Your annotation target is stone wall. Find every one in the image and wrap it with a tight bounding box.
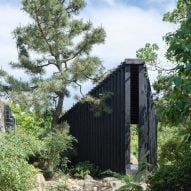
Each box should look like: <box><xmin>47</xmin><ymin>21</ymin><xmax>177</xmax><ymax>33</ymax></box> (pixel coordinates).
<box><xmin>0</xmin><ymin>100</ymin><xmax>15</xmax><ymax>132</ymax></box>
<box><xmin>0</xmin><ymin>101</ymin><xmax>5</xmax><ymax>132</ymax></box>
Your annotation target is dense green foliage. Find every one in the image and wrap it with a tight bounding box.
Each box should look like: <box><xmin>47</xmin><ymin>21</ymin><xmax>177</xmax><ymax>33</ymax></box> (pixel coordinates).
<box><xmin>0</xmin><ymin>130</ymin><xmax>40</xmax><ymax>191</ymax></box>
<box><xmin>154</xmin><ymin>0</ymin><xmax>191</xmax><ymax>128</ymax></box>
<box><xmin>9</xmin><ymin>103</ymin><xmax>51</xmax><ymax>135</ymax></box>
<box><xmin>117</xmin><ymin>184</ymin><xmax>143</xmax><ymax>191</ymax></box>
<box><xmin>148</xmin><ymin>135</ymin><xmax>191</xmax><ymax>191</ymax></box>
<box><xmin>136</xmin><ymin>43</ymin><xmax>159</xmax><ymax>68</ymax></box>
<box><xmin>0</xmin><ymin>102</ymin><xmax>76</xmax><ymax>190</ymax></box>
<box><xmin>69</xmin><ymin>161</ymin><xmax>100</xmax><ymax>178</ymax></box>
<box><xmin>40</xmin><ymin>127</ymin><xmax>76</xmax><ymax>177</ymax></box>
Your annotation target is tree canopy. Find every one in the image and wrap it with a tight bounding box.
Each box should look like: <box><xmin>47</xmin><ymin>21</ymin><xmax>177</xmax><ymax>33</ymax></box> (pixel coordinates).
<box><xmin>137</xmin><ymin>0</ymin><xmax>191</xmax><ymax>128</ymax></box>
<box><xmin>0</xmin><ymin>0</ymin><xmax>106</xmax><ymax>128</ymax></box>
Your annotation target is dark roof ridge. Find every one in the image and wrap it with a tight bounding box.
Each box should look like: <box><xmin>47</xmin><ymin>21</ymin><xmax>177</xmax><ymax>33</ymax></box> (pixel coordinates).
<box><xmin>63</xmin><ymin>58</ymin><xmax>145</xmax><ymax>113</ymax></box>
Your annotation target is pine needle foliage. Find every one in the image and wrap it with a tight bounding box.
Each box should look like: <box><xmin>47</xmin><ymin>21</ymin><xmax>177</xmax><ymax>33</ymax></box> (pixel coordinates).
<box><xmin>1</xmin><ymin>0</ymin><xmax>106</xmax><ymax>128</ymax></box>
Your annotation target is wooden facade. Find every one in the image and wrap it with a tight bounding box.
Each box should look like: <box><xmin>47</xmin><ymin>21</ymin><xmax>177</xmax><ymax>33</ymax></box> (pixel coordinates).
<box><xmin>60</xmin><ymin>59</ymin><xmax>157</xmax><ymax>173</ymax></box>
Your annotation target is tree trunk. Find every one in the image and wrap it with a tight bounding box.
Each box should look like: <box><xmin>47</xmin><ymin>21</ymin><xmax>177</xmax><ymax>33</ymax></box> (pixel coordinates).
<box><xmin>52</xmin><ymin>95</ymin><xmax>64</xmax><ymax>129</ymax></box>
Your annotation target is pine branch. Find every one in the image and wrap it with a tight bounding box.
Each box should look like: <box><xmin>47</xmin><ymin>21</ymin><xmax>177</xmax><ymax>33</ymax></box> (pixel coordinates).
<box><xmin>74</xmin><ymin>81</ymin><xmax>84</xmax><ymax>96</ymax></box>
<box><xmin>34</xmin><ymin>6</ymin><xmax>59</xmax><ymax>65</ymax></box>
<box><xmin>64</xmin><ymin>48</ymin><xmax>84</xmax><ymax>62</ymax></box>
<box><xmin>35</xmin><ymin>60</ymin><xmax>55</xmax><ymax>69</ymax></box>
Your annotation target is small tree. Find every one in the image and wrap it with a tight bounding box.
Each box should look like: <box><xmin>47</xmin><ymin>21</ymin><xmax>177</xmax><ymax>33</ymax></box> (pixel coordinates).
<box><xmin>138</xmin><ymin>1</ymin><xmax>191</xmax><ymax>189</ymax></box>
<box><xmin>1</xmin><ymin>0</ymin><xmax>106</xmax><ymax>128</ymax></box>
<box><xmin>153</xmin><ymin>0</ymin><xmax>191</xmax><ymax>127</ymax></box>
<box><xmin>136</xmin><ymin>0</ymin><xmax>191</xmax><ymax>127</ymax></box>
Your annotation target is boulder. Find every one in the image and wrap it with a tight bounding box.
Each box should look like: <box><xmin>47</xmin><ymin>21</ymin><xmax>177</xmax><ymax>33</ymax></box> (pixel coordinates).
<box><xmin>84</xmin><ymin>174</ymin><xmax>94</xmax><ymax>181</ymax></box>
<box><xmin>102</xmin><ymin>177</ymin><xmax>126</xmax><ymax>190</ymax></box>
<box><xmin>130</xmin><ymin>154</ymin><xmax>138</xmax><ymax>164</ymax></box>
<box><xmin>32</xmin><ymin>173</ymin><xmax>46</xmax><ymax>191</ymax></box>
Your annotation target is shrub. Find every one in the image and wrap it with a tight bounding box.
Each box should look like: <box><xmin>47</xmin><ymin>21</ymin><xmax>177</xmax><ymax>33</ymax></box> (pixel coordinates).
<box><xmin>99</xmin><ymin>169</ymin><xmax>124</xmax><ymax>179</ymax></box>
<box><xmin>147</xmin><ymin>165</ymin><xmax>179</xmax><ymax>191</ymax></box>
<box><xmin>2</xmin><ymin>128</ymin><xmax>42</xmax><ymax>158</ymax></box>
<box><xmin>39</xmin><ymin>127</ymin><xmax>76</xmax><ymax>178</ymax></box>
<box><xmin>157</xmin><ymin>125</ymin><xmax>178</xmax><ymax>160</ymax></box>
<box><xmin>158</xmin><ymin>138</ymin><xmax>181</xmax><ymax>165</ymax></box>
<box><xmin>117</xmin><ymin>184</ymin><xmax>143</xmax><ymax>191</ymax></box>
<box><xmin>0</xmin><ymin>130</ymin><xmax>40</xmax><ymax>191</ymax></box>
<box><xmin>70</xmin><ymin>161</ymin><xmax>100</xmax><ymax>178</ymax></box>
<box><xmin>147</xmin><ymin>135</ymin><xmax>191</xmax><ymax>191</ymax></box>
<box><xmin>4</xmin><ymin>104</ymin><xmax>76</xmax><ymax>181</ymax></box>
<box><xmin>0</xmin><ymin>159</ymin><xmax>37</xmax><ymax>191</ymax></box>
<box><xmin>9</xmin><ymin>103</ymin><xmax>51</xmax><ymax>136</ymax></box>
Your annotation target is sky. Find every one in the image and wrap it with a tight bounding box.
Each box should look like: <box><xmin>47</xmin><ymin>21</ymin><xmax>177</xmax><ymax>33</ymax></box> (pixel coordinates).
<box><xmin>0</xmin><ymin>0</ymin><xmax>177</xmax><ymax>109</ymax></box>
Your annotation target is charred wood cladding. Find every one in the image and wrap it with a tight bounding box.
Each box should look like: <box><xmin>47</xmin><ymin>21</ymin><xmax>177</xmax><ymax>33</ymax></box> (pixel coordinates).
<box><xmin>60</xmin><ymin>59</ymin><xmax>157</xmax><ymax>173</ymax></box>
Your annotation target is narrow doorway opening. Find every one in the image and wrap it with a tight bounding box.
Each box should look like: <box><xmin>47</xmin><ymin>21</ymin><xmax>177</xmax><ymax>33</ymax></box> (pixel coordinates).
<box><xmin>130</xmin><ymin>124</ymin><xmax>139</xmax><ymax>171</ymax></box>
<box><xmin>130</xmin><ymin>64</ymin><xmax>139</xmax><ymax>171</ymax></box>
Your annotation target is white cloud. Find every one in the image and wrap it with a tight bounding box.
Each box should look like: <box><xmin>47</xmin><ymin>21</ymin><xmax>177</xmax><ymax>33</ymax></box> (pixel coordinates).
<box><xmin>0</xmin><ymin>2</ymin><xmax>176</xmax><ymax>109</ymax></box>
<box><xmin>0</xmin><ymin>4</ymin><xmax>30</xmax><ymax>78</ymax></box>
<box><xmin>65</xmin><ymin>3</ymin><xmax>176</xmax><ymax>108</ymax></box>
<box><xmin>81</xmin><ymin>4</ymin><xmax>176</xmax><ymax>79</ymax></box>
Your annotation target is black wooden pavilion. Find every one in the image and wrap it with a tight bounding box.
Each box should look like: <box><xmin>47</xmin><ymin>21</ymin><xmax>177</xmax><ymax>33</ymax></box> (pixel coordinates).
<box><xmin>60</xmin><ymin>59</ymin><xmax>157</xmax><ymax>173</ymax></box>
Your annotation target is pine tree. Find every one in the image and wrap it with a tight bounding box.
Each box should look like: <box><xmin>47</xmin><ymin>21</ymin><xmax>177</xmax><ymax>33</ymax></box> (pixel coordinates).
<box><xmin>1</xmin><ymin>0</ymin><xmax>106</xmax><ymax>128</ymax></box>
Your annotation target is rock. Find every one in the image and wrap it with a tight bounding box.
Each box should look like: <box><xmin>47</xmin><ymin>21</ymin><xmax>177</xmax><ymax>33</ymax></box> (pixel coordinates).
<box><xmin>0</xmin><ymin>101</ymin><xmax>5</xmax><ymax>132</ymax></box>
<box><xmin>140</xmin><ymin>181</ymin><xmax>147</xmax><ymax>191</ymax></box>
<box><xmin>66</xmin><ymin>178</ymin><xmax>84</xmax><ymax>191</ymax></box>
<box><xmin>130</xmin><ymin>154</ymin><xmax>138</xmax><ymax>164</ymax></box>
<box><xmin>103</xmin><ymin>177</ymin><xmax>126</xmax><ymax>190</ymax></box>
<box><xmin>84</xmin><ymin>174</ymin><xmax>93</xmax><ymax>181</ymax></box>
<box><xmin>70</xmin><ymin>184</ymin><xmax>82</xmax><ymax>191</ymax></box>
<box><xmin>0</xmin><ymin>100</ymin><xmax>15</xmax><ymax>132</ymax></box>
<box><xmin>65</xmin><ymin>176</ymin><xmax>117</xmax><ymax>191</ymax></box>
<box><xmin>31</xmin><ymin>173</ymin><xmax>46</xmax><ymax>191</ymax></box>
<box><xmin>66</xmin><ymin>176</ymin><xmax>125</xmax><ymax>191</ymax></box>
<box><xmin>32</xmin><ymin>174</ymin><xmax>144</xmax><ymax>191</ymax></box>
<box><xmin>103</xmin><ymin>177</ymin><xmax>119</xmax><ymax>182</ymax></box>
<box><xmin>83</xmin><ymin>180</ymin><xmax>102</xmax><ymax>191</ymax></box>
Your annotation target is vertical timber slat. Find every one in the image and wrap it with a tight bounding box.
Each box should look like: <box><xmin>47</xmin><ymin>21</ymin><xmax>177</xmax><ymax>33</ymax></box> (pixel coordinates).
<box><xmin>124</xmin><ymin>64</ymin><xmax>131</xmax><ymax>171</ymax></box>
<box><xmin>138</xmin><ymin>64</ymin><xmax>148</xmax><ymax>167</ymax></box>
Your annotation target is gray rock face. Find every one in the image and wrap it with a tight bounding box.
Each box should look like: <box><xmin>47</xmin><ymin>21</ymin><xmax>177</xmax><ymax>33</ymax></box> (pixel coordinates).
<box><xmin>0</xmin><ymin>100</ymin><xmax>15</xmax><ymax>132</ymax></box>
<box><xmin>0</xmin><ymin>101</ymin><xmax>5</xmax><ymax>132</ymax></box>
<box><xmin>4</xmin><ymin>105</ymin><xmax>15</xmax><ymax>131</ymax></box>
<box><xmin>102</xmin><ymin>177</ymin><xmax>126</xmax><ymax>191</ymax></box>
